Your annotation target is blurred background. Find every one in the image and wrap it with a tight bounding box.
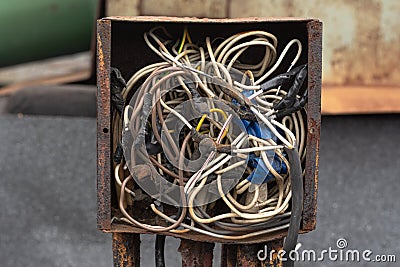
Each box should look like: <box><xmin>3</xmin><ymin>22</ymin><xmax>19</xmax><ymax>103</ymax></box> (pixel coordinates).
<box><xmin>0</xmin><ymin>0</ymin><xmax>399</xmax><ymax>266</ymax></box>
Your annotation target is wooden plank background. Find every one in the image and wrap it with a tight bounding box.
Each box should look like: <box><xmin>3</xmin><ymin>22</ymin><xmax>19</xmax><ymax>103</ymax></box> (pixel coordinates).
<box><xmin>106</xmin><ymin>0</ymin><xmax>400</xmax><ymax>114</ymax></box>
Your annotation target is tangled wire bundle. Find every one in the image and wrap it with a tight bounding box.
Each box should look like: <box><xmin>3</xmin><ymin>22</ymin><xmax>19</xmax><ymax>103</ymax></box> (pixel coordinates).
<box><xmin>111</xmin><ymin>27</ymin><xmax>308</xmax><ymax>254</ymax></box>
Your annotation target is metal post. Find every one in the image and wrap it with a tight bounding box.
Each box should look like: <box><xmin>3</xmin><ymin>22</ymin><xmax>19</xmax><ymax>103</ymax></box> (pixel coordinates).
<box><xmin>221</xmin><ymin>244</ymin><xmax>237</xmax><ymax>267</ymax></box>
<box><xmin>112</xmin><ymin>233</ymin><xmax>141</xmax><ymax>267</ymax></box>
<box><xmin>178</xmin><ymin>239</ymin><xmax>215</xmax><ymax>267</ymax></box>
<box><xmin>235</xmin><ymin>239</ymin><xmax>284</xmax><ymax>267</ymax></box>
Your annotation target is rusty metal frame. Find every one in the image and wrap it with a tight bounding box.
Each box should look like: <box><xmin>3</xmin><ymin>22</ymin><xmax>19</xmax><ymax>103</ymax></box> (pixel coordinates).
<box><xmin>97</xmin><ymin>16</ymin><xmax>322</xmax><ymax>244</ymax></box>
<box><xmin>97</xmin><ymin>18</ymin><xmax>112</xmax><ymax>230</ymax></box>
<box><xmin>303</xmin><ymin>20</ymin><xmax>322</xmax><ymax>231</ymax></box>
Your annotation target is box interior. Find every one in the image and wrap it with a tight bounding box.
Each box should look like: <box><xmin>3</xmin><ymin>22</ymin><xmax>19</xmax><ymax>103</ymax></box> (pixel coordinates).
<box><xmin>103</xmin><ymin>18</ymin><xmax>315</xmax><ymax>243</ymax></box>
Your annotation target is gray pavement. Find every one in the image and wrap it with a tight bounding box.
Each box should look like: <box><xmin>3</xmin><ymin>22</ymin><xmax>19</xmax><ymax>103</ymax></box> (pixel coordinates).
<box><xmin>0</xmin><ymin>114</ymin><xmax>399</xmax><ymax>266</ymax></box>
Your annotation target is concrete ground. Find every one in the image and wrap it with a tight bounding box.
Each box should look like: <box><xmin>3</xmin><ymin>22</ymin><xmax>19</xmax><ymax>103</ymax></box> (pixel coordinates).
<box><xmin>0</xmin><ymin>109</ymin><xmax>399</xmax><ymax>266</ymax></box>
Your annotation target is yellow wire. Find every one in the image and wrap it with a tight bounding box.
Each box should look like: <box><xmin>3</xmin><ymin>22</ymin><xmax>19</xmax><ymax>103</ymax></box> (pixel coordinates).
<box><xmin>209</xmin><ymin>108</ymin><xmax>227</xmax><ymax>120</ymax></box>
<box><xmin>178</xmin><ymin>27</ymin><xmax>188</xmax><ymax>53</ymax></box>
<box><xmin>178</xmin><ymin>27</ymin><xmax>193</xmax><ymax>54</ymax></box>
<box><xmin>186</xmin><ymin>28</ymin><xmax>193</xmax><ymax>44</ymax></box>
<box><xmin>196</xmin><ymin>114</ymin><xmax>208</xmax><ymax>131</ymax></box>
<box><xmin>195</xmin><ymin>108</ymin><xmax>230</xmax><ymax>140</ymax></box>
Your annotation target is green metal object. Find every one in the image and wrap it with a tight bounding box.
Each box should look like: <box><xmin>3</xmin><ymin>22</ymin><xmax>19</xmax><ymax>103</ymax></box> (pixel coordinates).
<box><xmin>0</xmin><ymin>0</ymin><xmax>97</xmax><ymax>67</ymax></box>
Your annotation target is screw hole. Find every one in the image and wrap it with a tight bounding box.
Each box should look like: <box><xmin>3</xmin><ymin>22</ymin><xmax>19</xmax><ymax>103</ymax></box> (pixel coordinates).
<box><xmin>103</xmin><ymin>128</ymin><xmax>109</xmax><ymax>133</ymax></box>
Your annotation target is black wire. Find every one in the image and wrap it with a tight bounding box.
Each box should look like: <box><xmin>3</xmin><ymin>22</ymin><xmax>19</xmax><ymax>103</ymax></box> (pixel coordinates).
<box><xmin>273</xmin><ymin>64</ymin><xmax>307</xmax><ymax>111</ymax></box>
<box><xmin>155</xmin><ymin>235</ymin><xmax>166</xmax><ymax>267</ymax></box>
<box><xmin>283</xmin><ymin>147</ymin><xmax>303</xmax><ymax>267</ymax></box>
<box><xmin>134</xmin><ymin>93</ymin><xmax>153</xmax><ymax>147</ymax></box>
<box><xmin>110</xmin><ymin>67</ymin><xmax>126</xmax><ymax>114</ymax></box>
<box><xmin>113</xmin><ymin>143</ymin><xmax>124</xmax><ymax>163</ymax></box>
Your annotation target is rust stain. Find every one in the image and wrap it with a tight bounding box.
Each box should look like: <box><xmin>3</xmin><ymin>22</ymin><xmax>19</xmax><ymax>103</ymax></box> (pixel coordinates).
<box><xmin>178</xmin><ymin>239</ymin><xmax>215</xmax><ymax>267</ymax></box>
<box><xmin>236</xmin><ymin>240</ymin><xmax>284</xmax><ymax>267</ymax></box>
<box><xmin>302</xmin><ymin>20</ymin><xmax>322</xmax><ymax>231</ymax></box>
<box><xmin>97</xmin><ymin>19</ymin><xmax>112</xmax><ymax>231</ymax></box>
<box><xmin>112</xmin><ymin>233</ymin><xmax>140</xmax><ymax>267</ymax></box>
<box><xmin>311</xmin><ymin>0</ymin><xmax>399</xmax><ymax>86</ymax></box>
<box><xmin>139</xmin><ymin>0</ymin><xmax>228</xmax><ymax>18</ymax></box>
<box><xmin>237</xmin><ymin>244</ymin><xmax>259</xmax><ymax>267</ymax></box>
<box><xmin>329</xmin><ymin>0</ymin><xmax>383</xmax><ymax>85</ymax></box>
<box><xmin>221</xmin><ymin>244</ymin><xmax>238</xmax><ymax>267</ymax></box>
<box><xmin>263</xmin><ymin>239</ymin><xmax>284</xmax><ymax>267</ymax></box>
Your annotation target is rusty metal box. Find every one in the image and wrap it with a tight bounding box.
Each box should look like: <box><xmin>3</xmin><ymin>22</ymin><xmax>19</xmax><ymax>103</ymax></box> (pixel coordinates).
<box><xmin>97</xmin><ymin>16</ymin><xmax>321</xmax><ymax>244</ymax></box>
